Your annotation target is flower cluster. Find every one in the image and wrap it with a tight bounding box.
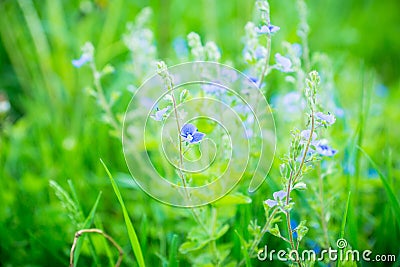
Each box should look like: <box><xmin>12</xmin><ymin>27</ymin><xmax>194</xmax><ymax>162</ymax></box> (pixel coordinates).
<box><xmin>123</xmin><ymin>7</ymin><xmax>157</xmax><ymax>82</ymax></box>
<box><xmin>187</xmin><ymin>32</ymin><xmax>221</xmax><ymax>62</ymax></box>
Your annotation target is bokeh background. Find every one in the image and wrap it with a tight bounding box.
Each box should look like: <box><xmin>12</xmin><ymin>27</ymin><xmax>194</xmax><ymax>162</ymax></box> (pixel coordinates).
<box><xmin>0</xmin><ymin>0</ymin><xmax>399</xmax><ymax>266</ymax></box>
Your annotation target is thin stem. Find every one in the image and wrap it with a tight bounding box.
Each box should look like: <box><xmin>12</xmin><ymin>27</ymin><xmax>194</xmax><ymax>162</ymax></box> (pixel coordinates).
<box><xmin>167</xmin><ymin>79</ymin><xmax>209</xmax><ymax>233</ymax></box>
<box><xmin>284</xmin><ymin>171</ymin><xmax>298</xmax><ymax>265</ymax></box>
<box><xmin>284</xmin><ymin>110</ymin><xmax>315</xmax><ymax>267</ymax></box>
<box><xmin>238</xmin><ymin>209</ymin><xmax>278</xmax><ymax>267</ymax></box>
<box><xmin>257</xmin><ymin>35</ymin><xmax>272</xmax><ymax>89</ymax></box>
<box><xmin>70</xmin><ymin>228</ymin><xmax>123</xmax><ymax>267</ymax></box>
<box><xmin>292</xmin><ymin>110</ymin><xmax>315</xmax><ymax>185</ymax></box>
<box><xmin>90</xmin><ymin>62</ymin><xmax>119</xmax><ymax>132</ymax></box>
<box><xmin>317</xmin><ymin>163</ymin><xmax>330</xmax><ymax>247</ymax></box>
<box><xmin>210</xmin><ymin>207</ymin><xmax>221</xmax><ymax>266</ymax></box>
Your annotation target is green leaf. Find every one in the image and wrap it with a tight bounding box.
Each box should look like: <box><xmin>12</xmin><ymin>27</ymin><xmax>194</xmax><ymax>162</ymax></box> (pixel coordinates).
<box><xmin>341</xmin><ymin>191</ymin><xmax>351</xmax><ymax>239</ymax></box>
<box><xmin>179</xmin><ymin>240</ymin><xmax>209</xmax><ymax>254</ymax></box>
<box><xmin>337</xmin><ymin>191</ymin><xmax>351</xmax><ymax>267</ymax></box>
<box><xmin>101</xmin><ymin>159</ymin><xmax>146</xmax><ymax>267</ymax></box>
<box><xmin>214</xmin><ymin>192</ymin><xmax>252</xmax><ymax>206</ymax></box>
<box><xmin>269</xmin><ymin>224</ymin><xmax>281</xmax><ymax>238</ymax></box>
<box><xmin>295</xmin><ymin>220</ymin><xmax>308</xmax><ymax>242</ymax></box>
<box><xmin>214</xmin><ymin>224</ymin><xmax>230</xmax><ymax>240</ymax></box>
<box><xmin>235</xmin><ymin>230</ymin><xmax>252</xmax><ymax>267</ymax></box>
<box><xmin>168</xmin><ymin>234</ymin><xmax>179</xmax><ymax>267</ymax></box>
<box><xmin>73</xmin><ymin>191</ymin><xmax>102</xmax><ymax>267</ymax></box>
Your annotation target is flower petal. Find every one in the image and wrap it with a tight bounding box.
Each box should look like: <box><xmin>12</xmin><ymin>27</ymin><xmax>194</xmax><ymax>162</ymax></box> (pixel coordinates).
<box><xmin>265</xmin><ymin>199</ymin><xmax>278</xmax><ymax>208</ymax></box>
<box><xmin>72</xmin><ymin>54</ymin><xmax>91</xmax><ymax>68</ymax></box>
<box><xmin>190</xmin><ymin>132</ymin><xmax>205</xmax><ymax>143</ymax></box>
<box><xmin>181</xmin><ymin>123</ymin><xmax>197</xmax><ymax>137</ymax></box>
<box><xmin>275</xmin><ymin>53</ymin><xmax>293</xmax><ymax>72</ymax></box>
<box><xmin>273</xmin><ymin>190</ymin><xmax>287</xmax><ymax>200</ymax></box>
<box><xmin>315</xmin><ymin>112</ymin><xmax>336</xmax><ymax>125</ymax></box>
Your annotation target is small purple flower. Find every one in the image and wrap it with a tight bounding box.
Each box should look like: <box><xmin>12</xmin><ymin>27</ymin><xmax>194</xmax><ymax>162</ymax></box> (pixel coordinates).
<box><xmin>249</xmin><ymin>76</ymin><xmax>258</xmax><ymax>84</ymax></box>
<box><xmin>150</xmin><ymin>107</ymin><xmax>169</xmax><ymax>121</ymax></box>
<box><xmin>202</xmin><ymin>83</ymin><xmax>224</xmax><ymax>94</ymax></box>
<box><xmin>314</xmin><ymin>139</ymin><xmax>337</xmax><ymax>157</ymax></box>
<box><xmin>292</xmin><ymin>43</ymin><xmax>302</xmax><ymax>57</ymax></box>
<box><xmin>72</xmin><ymin>42</ymin><xmax>94</xmax><ymax>68</ymax></box>
<box><xmin>72</xmin><ymin>54</ymin><xmax>91</xmax><ymax>68</ymax></box>
<box><xmin>315</xmin><ymin>112</ymin><xmax>336</xmax><ymax>126</ymax></box>
<box><xmin>181</xmin><ymin>123</ymin><xmax>205</xmax><ymax>144</ymax></box>
<box><xmin>300</xmin><ymin>130</ymin><xmax>317</xmax><ymax>144</ymax></box>
<box><xmin>254</xmin><ymin>46</ymin><xmax>267</xmax><ymax>59</ymax></box>
<box><xmin>264</xmin><ymin>190</ymin><xmax>290</xmax><ymax>208</ymax></box>
<box><xmin>221</xmin><ymin>68</ymin><xmax>238</xmax><ymax>82</ymax></box>
<box><xmin>275</xmin><ymin>53</ymin><xmax>293</xmax><ymax>72</ymax></box>
<box><xmin>255</xmin><ymin>24</ymin><xmax>280</xmax><ymax>35</ymax></box>
<box><xmin>282</xmin><ymin>91</ymin><xmax>305</xmax><ymax>113</ymax></box>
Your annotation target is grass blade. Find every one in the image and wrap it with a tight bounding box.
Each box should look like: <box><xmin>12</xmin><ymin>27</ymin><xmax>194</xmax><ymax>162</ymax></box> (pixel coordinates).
<box><xmin>235</xmin><ymin>230</ymin><xmax>252</xmax><ymax>267</ymax></box>
<box><xmin>100</xmin><ymin>159</ymin><xmax>146</xmax><ymax>267</ymax></box>
<box><xmin>168</xmin><ymin>234</ymin><xmax>179</xmax><ymax>267</ymax></box>
<box><xmin>73</xmin><ymin>191</ymin><xmax>103</xmax><ymax>266</ymax></box>
<box><xmin>337</xmin><ymin>191</ymin><xmax>351</xmax><ymax>267</ymax></box>
<box><xmin>358</xmin><ymin>147</ymin><xmax>400</xmax><ymax>229</ymax></box>
<box><xmin>340</xmin><ymin>191</ymin><xmax>351</xmax><ymax>239</ymax></box>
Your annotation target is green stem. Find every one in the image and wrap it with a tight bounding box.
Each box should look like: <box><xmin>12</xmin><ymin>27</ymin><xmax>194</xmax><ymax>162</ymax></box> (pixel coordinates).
<box><xmin>238</xmin><ymin>209</ymin><xmax>278</xmax><ymax>266</ymax></box>
<box><xmin>257</xmin><ymin>35</ymin><xmax>271</xmax><ymax>89</ymax></box>
<box><xmin>317</xmin><ymin>163</ymin><xmax>330</xmax><ymax>247</ymax></box>
<box><xmin>284</xmin><ymin>110</ymin><xmax>315</xmax><ymax>267</ymax></box>
<box><xmin>90</xmin><ymin>62</ymin><xmax>119</xmax><ymax>133</ymax></box>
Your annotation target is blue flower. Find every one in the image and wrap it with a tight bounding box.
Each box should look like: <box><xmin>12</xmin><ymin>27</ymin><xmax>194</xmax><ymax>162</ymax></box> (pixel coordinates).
<box><xmin>275</xmin><ymin>53</ymin><xmax>293</xmax><ymax>72</ymax></box>
<box><xmin>282</xmin><ymin>91</ymin><xmax>305</xmax><ymax>113</ymax></box>
<box><xmin>151</xmin><ymin>107</ymin><xmax>169</xmax><ymax>121</ymax></box>
<box><xmin>173</xmin><ymin>37</ymin><xmax>189</xmax><ymax>58</ymax></box>
<box><xmin>181</xmin><ymin>123</ymin><xmax>205</xmax><ymax>144</ymax></box>
<box><xmin>72</xmin><ymin>54</ymin><xmax>91</xmax><ymax>68</ymax></box>
<box><xmin>300</xmin><ymin>130</ymin><xmax>317</xmax><ymax>144</ymax></box>
<box><xmin>255</xmin><ymin>46</ymin><xmax>267</xmax><ymax>59</ymax></box>
<box><xmin>315</xmin><ymin>112</ymin><xmax>336</xmax><ymax>126</ymax></box>
<box><xmin>264</xmin><ymin>190</ymin><xmax>290</xmax><ymax>208</ymax></box>
<box><xmin>292</xmin><ymin>43</ymin><xmax>302</xmax><ymax>57</ymax></box>
<box><xmin>202</xmin><ymin>83</ymin><xmax>223</xmax><ymax>94</ymax></box>
<box><xmin>313</xmin><ymin>139</ymin><xmax>337</xmax><ymax>157</ymax></box>
<box><xmin>255</xmin><ymin>24</ymin><xmax>280</xmax><ymax>35</ymax></box>
<box><xmin>72</xmin><ymin>42</ymin><xmax>94</xmax><ymax>68</ymax></box>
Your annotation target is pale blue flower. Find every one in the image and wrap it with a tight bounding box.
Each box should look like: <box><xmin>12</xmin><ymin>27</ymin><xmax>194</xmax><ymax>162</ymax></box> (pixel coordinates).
<box><xmin>181</xmin><ymin>123</ymin><xmax>205</xmax><ymax>144</ymax></box>
<box><xmin>275</xmin><ymin>53</ymin><xmax>293</xmax><ymax>72</ymax></box>
<box><xmin>265</xmin><ymin>190</ymin><xmax>290</xmax><ymax>208</ymax></box>
<box><xmin>300</xmin><ymin>129</ymin><xmax>317</xmax><ymax>144</ymax></box>
<box><xmin>72</xmin><ymin>54</ymin><xmax>91</xmax><ymax>68</ymax></box>
<box><xmin>292</xmin><ymin>43</ymin><xmax>302</xmax><ymax>57</ymax></box>
<box><xmin>314</xmin><ymin>139</ymin><xmax>337</xmax><ymax>157</ymax></box>
<box><xmin>255</xmin><ymin>24</ymin><xmax>280</xmax><ymax>35</ymax></box>
<box><xmin>202</xmin><ymin>83</ymin><xmax>224</xmax><ymax>94</ymax></box>
<box><xmin>255</xmin><ymin>46</ymin><xmax>267</xmax><ymax>59</ymax></box>
<box><xmin>151</xmin><ymin>107</ymin><xmax>169</xmax><ymax>121</ymax></box>
<box><xmin>315</xmin><ymin>112</ymin><xmax>336</xmax><ymax>125</ymax></box>
<box><xmin>282</xmin><ymin>91</ymin><xmax>305</xmax><ymax>113</ymax></box>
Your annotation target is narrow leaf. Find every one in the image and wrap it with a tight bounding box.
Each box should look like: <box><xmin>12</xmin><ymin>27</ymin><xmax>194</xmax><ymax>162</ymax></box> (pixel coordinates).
<box><xmin>101</xmin><ymin>159</ymin><xmax>146</xmax><ymax>267</ymax></box>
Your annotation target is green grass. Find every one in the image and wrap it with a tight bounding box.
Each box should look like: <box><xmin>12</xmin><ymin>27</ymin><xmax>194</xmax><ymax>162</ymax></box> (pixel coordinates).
<box><xmin>0</xmin><ymin>0</ymin><xmax>399</xmax><ymax>266</ymax></box>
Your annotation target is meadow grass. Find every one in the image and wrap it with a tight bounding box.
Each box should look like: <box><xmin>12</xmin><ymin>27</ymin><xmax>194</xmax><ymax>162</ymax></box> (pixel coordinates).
<box><xmin>0</xmin><ymin>0</ymin><xmax>399</xmax><ymax>266</ymax></box>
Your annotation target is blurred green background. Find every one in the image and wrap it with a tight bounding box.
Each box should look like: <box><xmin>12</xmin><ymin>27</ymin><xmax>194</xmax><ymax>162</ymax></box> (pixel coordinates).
<box><xmin>0</xmin><ymin>0</ymin><xmax>399</xmax><ymax>266</ymax></box>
